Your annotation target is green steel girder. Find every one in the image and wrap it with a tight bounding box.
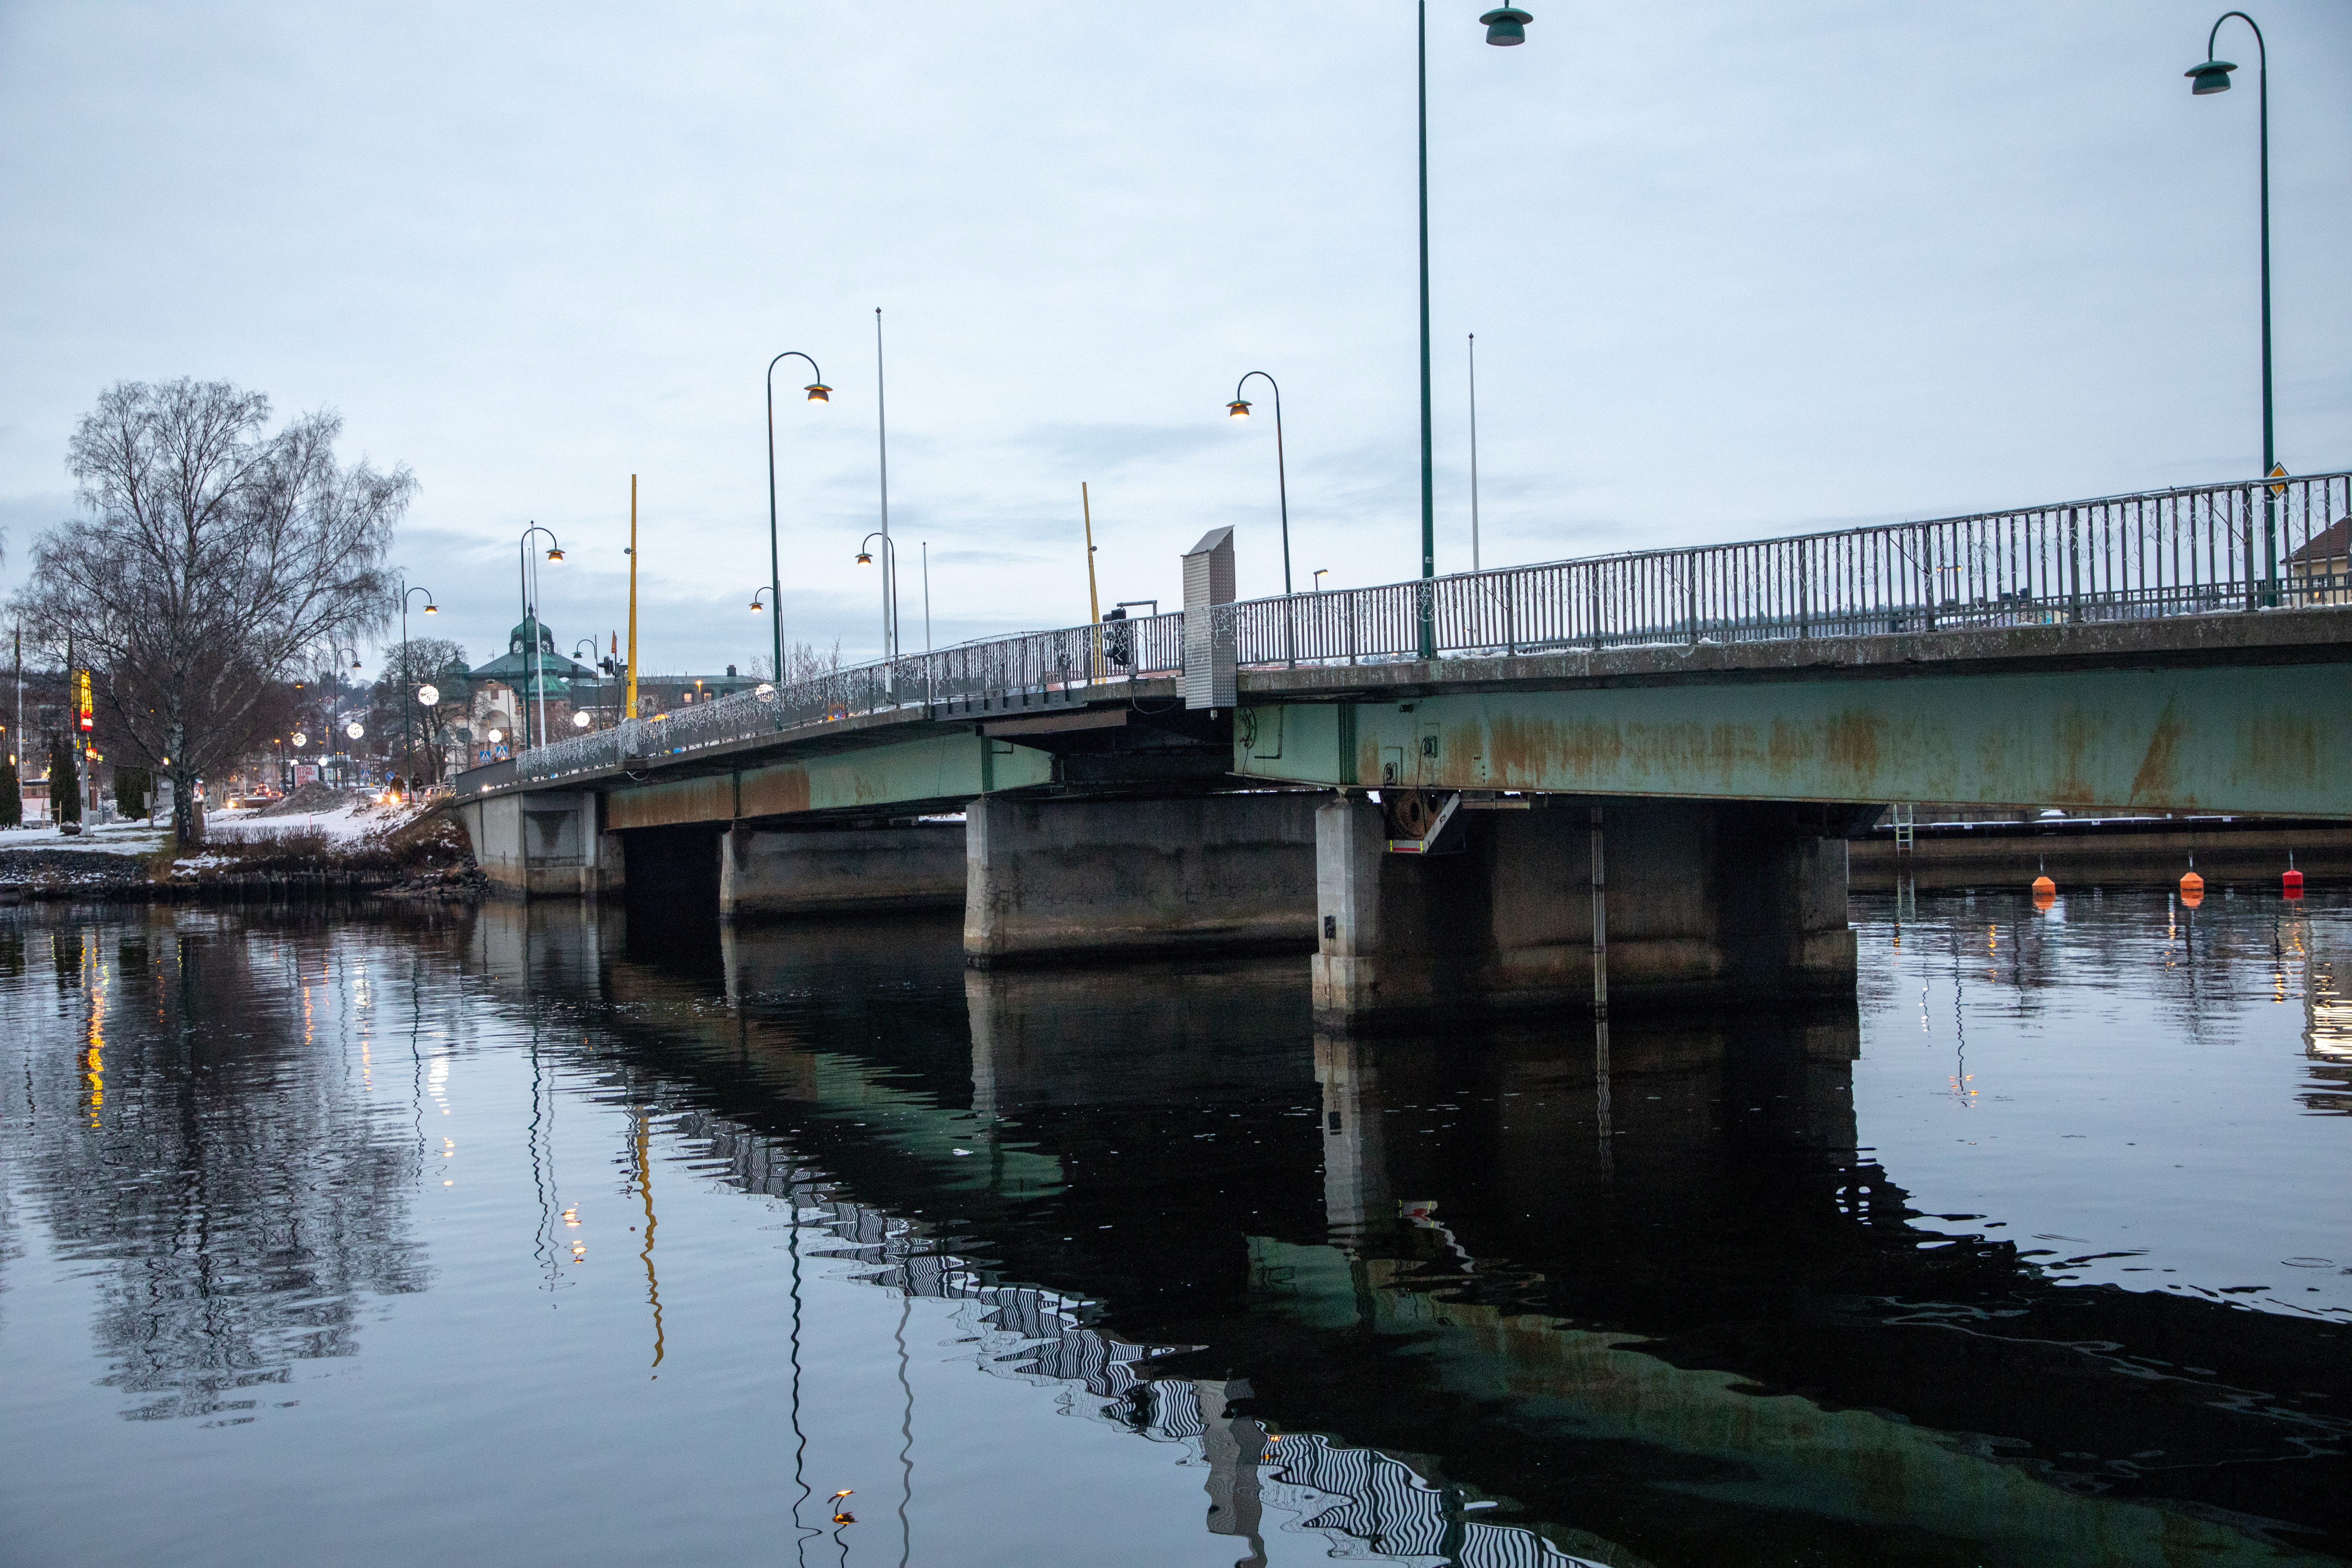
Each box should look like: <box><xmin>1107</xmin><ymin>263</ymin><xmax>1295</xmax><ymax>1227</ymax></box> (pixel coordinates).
<box><xmin>1235</xmin><ymin>662</ymin><xmax>2352</xmax><ymax>814</ymax></box>
<box><xmin>607</xmin><ymin>733</ymin><xmax>1056</xmax><ymax>830</ymax></box>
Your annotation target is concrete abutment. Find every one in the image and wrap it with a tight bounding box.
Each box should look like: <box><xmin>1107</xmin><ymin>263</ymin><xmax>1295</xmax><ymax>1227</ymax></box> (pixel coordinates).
<box><xmin>1311</xmin><ymin>794</ymin><xmax>1858</xmax><ymax>1028</ymax></box>
<box><xmin>719</xmin><ymin>822</ymin><xmax>966</xmax><ymax>918</ymax></box>
<box><xmin>962</xmin><ymin>793</ymin><xmax>1319</xmax><ymax>966</ymax></box>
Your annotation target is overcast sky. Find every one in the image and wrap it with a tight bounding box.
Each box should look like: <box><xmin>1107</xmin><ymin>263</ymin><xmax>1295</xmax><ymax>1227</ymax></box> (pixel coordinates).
<box><xmin>3</xmin><ymin>1</ymin><xmax>2347</xmax><ymax>679</ymax></box>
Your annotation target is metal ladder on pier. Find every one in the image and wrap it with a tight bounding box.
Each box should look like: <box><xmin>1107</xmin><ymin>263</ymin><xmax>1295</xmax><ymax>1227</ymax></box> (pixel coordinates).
<box><xmin>1891</xmin><ymin>802</ymin><xmax>1916</xmax><ymax>854</ymax></box>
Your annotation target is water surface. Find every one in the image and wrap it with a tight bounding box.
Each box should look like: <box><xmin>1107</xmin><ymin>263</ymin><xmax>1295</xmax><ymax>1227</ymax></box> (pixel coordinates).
<box><xmin>1</xmin><ymin>887</ymin><xmax>2345</xmax><ymax>1566</ymax></box>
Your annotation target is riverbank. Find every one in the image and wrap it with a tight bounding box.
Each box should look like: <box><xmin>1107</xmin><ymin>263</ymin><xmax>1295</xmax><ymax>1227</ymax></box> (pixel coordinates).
<box><xmin>0</xmin><ymin>797</ymin><xmax>484</xmax><ymax>903</ymax></box>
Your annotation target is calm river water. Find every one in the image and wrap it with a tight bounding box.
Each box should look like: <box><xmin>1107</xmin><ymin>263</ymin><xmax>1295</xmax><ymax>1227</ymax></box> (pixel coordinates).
<box><xmin>1</xmin><ymin>884</ymin><xmax>2346</xmax><ymax>1567</ymax></box>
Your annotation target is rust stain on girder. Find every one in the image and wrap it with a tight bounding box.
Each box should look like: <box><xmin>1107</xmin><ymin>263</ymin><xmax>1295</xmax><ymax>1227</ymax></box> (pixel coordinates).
<box><xmin>2237</xmin><ymin>712</ymin><xmax>2322</xmax><ymax>793</ymax></box>
<box><xmin>607</xmin><ymin>774</ymin><xmax>736</xmax><ymax>831</ymax></box>
<box><xmin>738</xmin><ymin>763</ymin><xmax>813</xmax><ymax>818</ymax></box>
<box><xmin>2125</xmin><ymin>699</ymin><xmax>2184</xmax><ymax>805</ymax></box>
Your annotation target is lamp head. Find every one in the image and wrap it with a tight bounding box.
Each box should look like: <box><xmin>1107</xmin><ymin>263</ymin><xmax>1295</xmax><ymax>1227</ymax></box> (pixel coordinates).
<box><xmin>1480</xmin><ymin>7</ymin><xmax>1532</xmax><ymax>45</ymax></box>
<box><xmin>424</xmin><ymin>602</ymin><xmax>438</xmax><ymax>614</ymax></box>
<box><xmin>2187</xmin><ymin>58</ymin><xmax>2236</xmax><ymax>94</ymax></box>
<box><xmin>805</xmin><ymin>383</ymin><xmax>831</xmax><ymax>404</ymax></box>
<box><xmin>749</xmin><ymin>598</ymin><xmax>763</xmax><ymax>612</ymax></box>
<box><xmin>856</xmin><ymin>551</ymin><xmax>874</xmax><ymax>566</ymax></box>
<box><xmin>545</xmin><ymin>545</ymin><xmax>564</xmax><ymax>562</ymax></box>
<box><xmin>1227</xmin><ymin>399</ymin><xmax>1251</xmax><ymax>420</ymax></box>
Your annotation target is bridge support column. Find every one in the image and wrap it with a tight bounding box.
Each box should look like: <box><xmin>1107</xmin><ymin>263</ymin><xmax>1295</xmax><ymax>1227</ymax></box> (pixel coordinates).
<box><xmin>1312</xmin><ymin>794</ymin><xmax>1858</xmax><ymax>1027</ymax></box>
<box><xmin>719</xmin><ymin>822</ymin><xmax>966</xmax><ymax>918</ymax></box>
<box><xmin>457</xmin><ymin>792</ymin><xmax>623</xmax><ymax>900</ymax></box>
<box><xmin>963</xmin><ymin>793</ymin><xmax>1318</xmax><ymax>965</ymax></box>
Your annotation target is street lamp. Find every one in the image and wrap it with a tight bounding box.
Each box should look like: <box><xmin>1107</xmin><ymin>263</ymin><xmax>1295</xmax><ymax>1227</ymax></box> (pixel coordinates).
<box><xmin>517</xmin><ymin>524</ymin><xmax>564</xmax><ymax>751</ymax></box>
<box><xmin>1402</xmin><ymin>4</ymin><xmax>1529</xmax><ymax>658</ymax></box>
<box><xmin>749</xmin><ymin>586</ymin><xmax>772</xmax><ymax>614</ymax></box>
<box><xmin>2186</xmin><ymin>11</ymin><xmax>2278</xmax><ymax>604</ymax></box>
<box><xmin>766</xmin><ymin>351</ymin><xmax>831</xmax><ymax>686</ymax></box>
<box><xmin>399</xmin><ymin>581</ymin><xmax>436</xmax><ymax>784</ymax></box>
<box><xmin>1227</xmin><ymin>371</ymin><xmax>1294</xmax><ymax>596</ymax></box>
<box><xmin>854</xmin><ymin>534</ymin><xmax>900</xmax><ymax>660</ymax></box>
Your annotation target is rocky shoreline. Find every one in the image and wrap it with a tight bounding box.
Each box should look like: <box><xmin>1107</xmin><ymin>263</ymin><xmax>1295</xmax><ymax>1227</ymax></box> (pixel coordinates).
<box><xmin>0</xmin><ymin>802</ymin><xmax>485</xmax><ymax>905</ymax></box>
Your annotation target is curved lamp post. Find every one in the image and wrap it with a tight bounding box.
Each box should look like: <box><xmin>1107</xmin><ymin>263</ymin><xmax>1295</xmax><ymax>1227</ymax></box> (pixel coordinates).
<box><xmin>517</xmin><ymin>524</ymin><xmax>564</xmax><ymax>751</ymax></box>
<box><xmin>399</xmin><ymin>582</ymin><xmax>436</xmax><ymax>783</ymax></box>
<box><xmin>1227</xmin><ymin>372</ymin><xmax>1294</xmax><ymax>596</ymax></box>
<box><xmin>327</xmin><ymin>647</ymin><xmax>362</xmax><ymax>786</ymax></box>
<box><xmin>854</xmin><ymin>534</ymin><xmax>900</xmax><ymax>662</ymax></box>
<box><xmin>2186</xmin><ymin>12</ymin><xmax>2277</xmax><ymax>604</ymax></box>
<box><xmin>1398</xmin><ymin>3</ymin><xmax>1532</xmax><ymax>659</ymax></box>
<box><xmin>766</xmin><ymin>352</ymin><xmax>832</xmax><ymax>685</ymax></box>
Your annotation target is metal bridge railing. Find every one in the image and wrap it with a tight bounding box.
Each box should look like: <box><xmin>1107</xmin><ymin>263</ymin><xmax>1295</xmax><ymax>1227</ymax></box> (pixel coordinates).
<box><xmin>492</xmin><ymin>470</ymin><xmax>2351</xmax><ymax>790</ymax></box>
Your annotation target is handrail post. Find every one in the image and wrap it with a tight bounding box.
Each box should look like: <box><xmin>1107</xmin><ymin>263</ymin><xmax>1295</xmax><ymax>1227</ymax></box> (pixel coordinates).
<box><xmin>2067</xmin><ymin>507</ymin><xmax>2083</xmax><ymax>624</ymax></box>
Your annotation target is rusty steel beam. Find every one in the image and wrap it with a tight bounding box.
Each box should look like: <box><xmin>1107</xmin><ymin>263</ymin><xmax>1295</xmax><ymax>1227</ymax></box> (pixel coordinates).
<box><xmin>1237</xmin><ymin>662</ymin><xmax>2352</xmax><ymax>815</ymax></box>
<box><xmin>606</xmin><ymin>733</ymin><xmax>1054</xmax><ymax>830</ymax></box>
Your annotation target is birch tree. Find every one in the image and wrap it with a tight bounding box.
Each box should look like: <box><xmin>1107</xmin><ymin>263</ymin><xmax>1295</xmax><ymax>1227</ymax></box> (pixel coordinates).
<box><xmin>14</xmin><ymin>379</ymin><xmax>410</xmax><ymax>844</ymax></box>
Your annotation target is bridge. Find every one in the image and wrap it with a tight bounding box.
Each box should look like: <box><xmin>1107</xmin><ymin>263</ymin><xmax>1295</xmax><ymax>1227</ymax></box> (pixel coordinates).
<box><xmin>452</xmin><ymin>469</ymin><xmax>2352</xmax><ymax>1025</ymax></box>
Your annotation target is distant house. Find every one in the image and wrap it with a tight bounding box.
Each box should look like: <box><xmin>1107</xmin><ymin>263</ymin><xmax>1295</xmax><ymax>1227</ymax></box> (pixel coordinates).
<box><xmin>2288</xmin><ymin>516</ymin><xmax>2351</xmax><ymax>606</ymax></box>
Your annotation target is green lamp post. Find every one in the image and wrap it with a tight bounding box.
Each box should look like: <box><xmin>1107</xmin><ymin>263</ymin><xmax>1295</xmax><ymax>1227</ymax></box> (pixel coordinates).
<box><xmin>764</xmin><ymin>352</ymin><xmax>832</xmax><ymax>687</ymax></box>
<box><xmin>1400</xmin><ymin>4</ymin><xmax>1535</xmax><ymax>661</ymax></box>
<box><xmin>2186</xmin><ymin>11</ymin><xmax>2277</xmax><ymax>604</ymax></box>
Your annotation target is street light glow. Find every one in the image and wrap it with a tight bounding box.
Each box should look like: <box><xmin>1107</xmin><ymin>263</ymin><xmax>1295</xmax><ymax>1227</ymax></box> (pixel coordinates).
<box><xmin>805</xmin><ymin>383</ymin><xmax>831</xmax><ymax>403</ymax></box>
<box><xmin>416</xmin><ymin>683</ymin><xmax>440</xmax><ymax>706</ymax></box>
<box><xmin>1227</xmin><ymin>399</ymin><xmax>1251</xmax><ymax>420</ymax></box>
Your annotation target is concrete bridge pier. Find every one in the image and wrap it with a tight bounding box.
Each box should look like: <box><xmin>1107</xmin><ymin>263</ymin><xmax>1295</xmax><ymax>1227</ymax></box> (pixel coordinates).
<box><xmin>1312</xmin><ymin>793</ymin><xmax>1863</xmax><ymax>1028</ymax></box>
<box><xmin>458</xmin><ymin>791</ymin><xmax>626</xmax><ymax>900</ymax></box>
<box><xmin>962</xmin><ymin>792</ymin><xmax>1319</xmax><ymax>966</ymax></box>
<box><xmin>718</xmin><ymin>821</ymin><xmax>966</xmax><ymax>919</ymax></box>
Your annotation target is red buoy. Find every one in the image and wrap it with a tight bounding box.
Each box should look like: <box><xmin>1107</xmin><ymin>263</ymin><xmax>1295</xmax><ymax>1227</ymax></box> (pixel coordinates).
<box><xmin>2284</xmin><ymin>867</ymin><xmax>2305</xmax><ymax>899</ymax></box>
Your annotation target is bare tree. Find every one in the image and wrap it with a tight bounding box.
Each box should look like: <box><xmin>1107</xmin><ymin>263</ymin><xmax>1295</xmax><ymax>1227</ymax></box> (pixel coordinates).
<box><xmin>14</xmin><ymin>380</ymin><xmax>410</xmax><ymax>844</ymax></box>
<box><xmin>369</xmin><ymin>637</ymin><xmax>467</xmax><ymax>783</ymax></box>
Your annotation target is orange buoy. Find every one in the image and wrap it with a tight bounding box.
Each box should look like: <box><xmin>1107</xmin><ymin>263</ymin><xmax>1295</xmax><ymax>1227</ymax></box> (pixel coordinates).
<box><xmin>2031</xmin><ymin>874</ymin><xmax>2055</xmax><ymax>896</ymax></box>
<box><xmin>2180</xmin><ymin>869</ymin><xmax>2204</xmax><ymax>897</ymax></box>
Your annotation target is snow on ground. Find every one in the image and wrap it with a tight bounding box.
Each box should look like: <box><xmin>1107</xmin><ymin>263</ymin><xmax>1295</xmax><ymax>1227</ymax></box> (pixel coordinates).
<box><xmin>0</xmin><ymin>821</ymin><xmax>169</xmax><ymax>856</ymax></box>
<box><xmin>209</xmin><ymin>793</ymin><xmax>429</xmax><ymax>845</ymax></box>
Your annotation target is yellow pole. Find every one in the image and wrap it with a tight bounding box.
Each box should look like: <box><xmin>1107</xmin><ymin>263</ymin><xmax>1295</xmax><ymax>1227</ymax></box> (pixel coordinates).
<box><xmin>625</xmin><ymin>475</ymin><xmax>639</xmax><ymax>720</ymax></box>
<box><xmin>1082</xmin><ymin>482</ymin><xmax>1102</xmax><ymax>679</ymax></box>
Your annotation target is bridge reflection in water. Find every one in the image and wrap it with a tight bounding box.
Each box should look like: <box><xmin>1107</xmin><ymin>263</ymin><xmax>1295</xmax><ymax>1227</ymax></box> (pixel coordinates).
<box><xmin>467</xmin><ymin>896</ymin><xmax>2348</xmax><ymax>1568</ymax></box>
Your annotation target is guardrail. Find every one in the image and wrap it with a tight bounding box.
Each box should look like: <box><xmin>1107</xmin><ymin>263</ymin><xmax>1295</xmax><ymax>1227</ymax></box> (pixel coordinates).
<box><xmin>474</xmin><ymin>470</ymin><xmax>2352</xmax><ymax>793</ymax></box>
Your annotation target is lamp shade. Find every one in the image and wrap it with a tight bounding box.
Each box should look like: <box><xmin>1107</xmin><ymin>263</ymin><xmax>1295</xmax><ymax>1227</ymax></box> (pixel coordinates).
<box><xmin>546</xmin><ymin>546</ymin><xmax>564</xmax><ymax>561</ymax></box>
<box><xmin>1480</xmin><ymin>7</ymin><xmax>1532</xmax><ymax>45</ymax></box>
<box><xmin>2187</xmin><ymin>58</ymin><xmax>2235</xmax><ymax>94</ymax></box>
<box><xmin>856</xmin><ymin>551</ymin><xmax>874</xmax><ymax>566</ymax></box>
<box><xmin>805</xmin><ymin>383</ymin><xmax>831</xmax><ymax>403</ymax></box>
<box><xmin>1227</xmin><ymin>399</ymin><xmax>1252</xmax><ymax>419</ymax></box>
